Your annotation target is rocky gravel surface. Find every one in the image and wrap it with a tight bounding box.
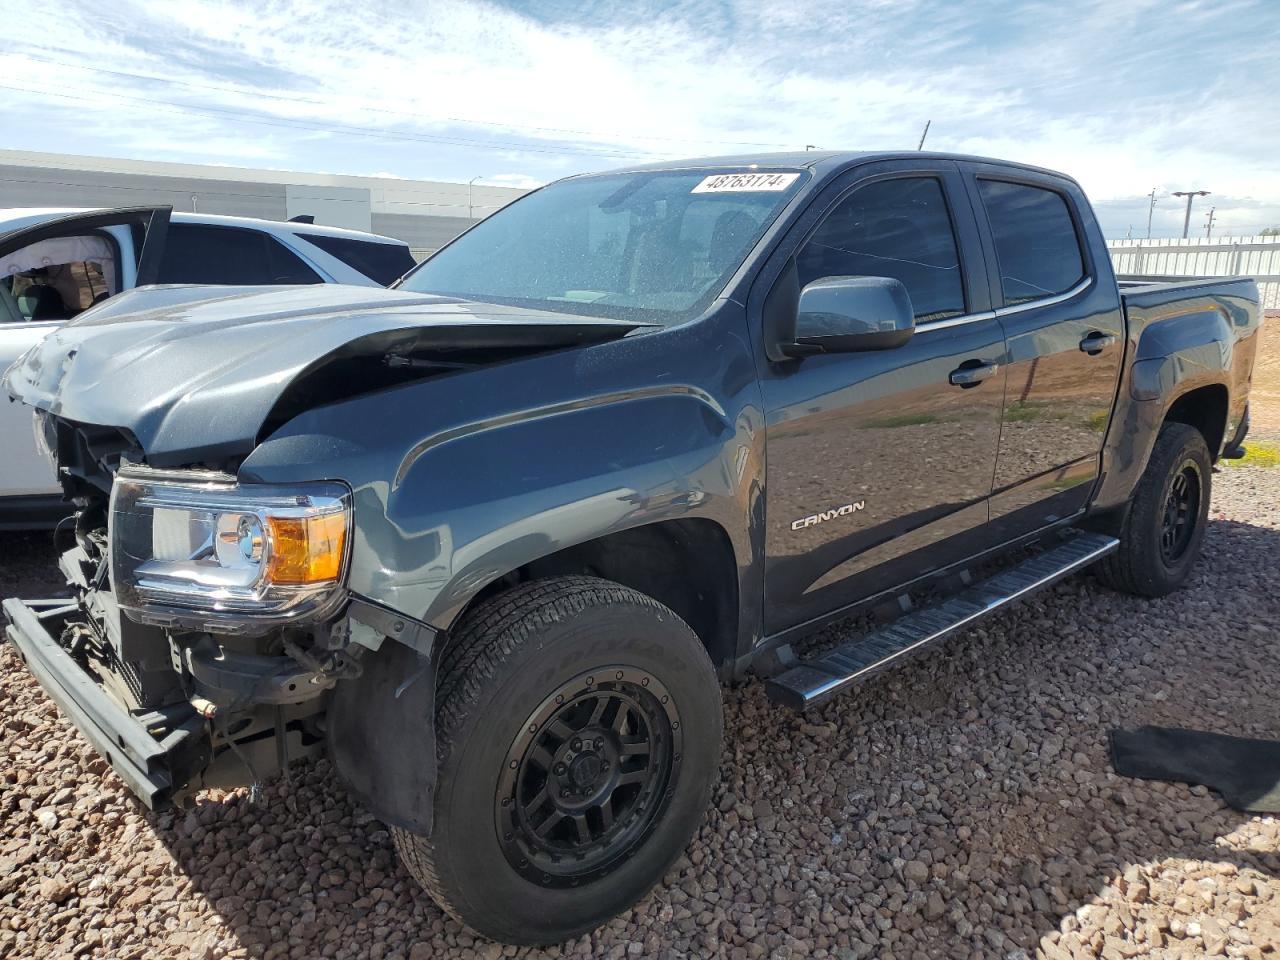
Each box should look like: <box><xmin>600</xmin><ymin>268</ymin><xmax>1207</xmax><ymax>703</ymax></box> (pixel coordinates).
<box><xmin>1250</xmin><ymin>316</ymin><xmax>1280</xmax><ymax>441</ymax></box>
<box><xmin>2</xmin><ymin>467</ymin><xmax>1279</xmax><ymax>960</ymax></box>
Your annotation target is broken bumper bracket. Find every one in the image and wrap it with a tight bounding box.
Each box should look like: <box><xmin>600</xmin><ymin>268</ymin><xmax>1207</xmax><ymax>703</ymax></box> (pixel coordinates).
<box><xmin>3</xmin><ymin>597</ymin><xmax>206</xmax><ymax>809</ymax></box>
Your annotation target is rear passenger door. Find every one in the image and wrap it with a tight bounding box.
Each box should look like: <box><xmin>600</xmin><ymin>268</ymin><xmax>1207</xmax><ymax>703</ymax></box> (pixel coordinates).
<box><xmin>961</xmin><ymin>164</ymin><xmax>1125</xmax><ymax>538</ymax></box>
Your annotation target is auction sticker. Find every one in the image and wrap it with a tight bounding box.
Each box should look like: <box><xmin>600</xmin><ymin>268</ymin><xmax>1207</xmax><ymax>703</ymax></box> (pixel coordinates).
<box><xmin>692</xmin><ymin>172</ymin><xmax>800</xmax><ymax>193</ymax></box>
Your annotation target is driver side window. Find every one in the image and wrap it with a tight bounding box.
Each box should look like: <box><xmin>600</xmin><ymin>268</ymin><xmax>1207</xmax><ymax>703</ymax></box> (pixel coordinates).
<box><xmin>796</xmin><ymin>177</ymin><xmax>966</xmax><ymax>323</ymax></box>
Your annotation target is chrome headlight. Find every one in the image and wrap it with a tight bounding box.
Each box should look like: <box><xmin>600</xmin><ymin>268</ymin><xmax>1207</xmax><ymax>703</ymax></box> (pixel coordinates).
<box><xmin>109</xmin><ymin>466</ymin><xmax>352</xmax><ymax>631</ymax></box>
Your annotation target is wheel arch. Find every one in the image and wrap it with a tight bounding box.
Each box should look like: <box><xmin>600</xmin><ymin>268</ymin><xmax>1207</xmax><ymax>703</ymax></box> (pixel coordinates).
<box><xmin>1162</xmin><ymin>382</ymin><xmax>1229</xmax><ymax>463</ymax></box>
<box><xmin>444</xmin><ymin>517</ymin><xmax>742</xmax><ymax>677</ymax></box>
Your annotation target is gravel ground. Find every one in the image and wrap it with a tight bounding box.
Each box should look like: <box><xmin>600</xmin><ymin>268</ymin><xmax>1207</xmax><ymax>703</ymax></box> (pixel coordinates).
<box><xmin>1250</xmin><ymin>316</ymin><xmax>1280</xmax><ymax>441</ymax></box>
<box><xmin>2</xmin><ymin>466</ymin><xmax>1279</xmax><ymax>960</ymax></box>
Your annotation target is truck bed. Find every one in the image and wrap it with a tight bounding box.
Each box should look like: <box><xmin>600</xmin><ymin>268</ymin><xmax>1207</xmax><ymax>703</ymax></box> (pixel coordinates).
<box><xmin>1117</xmin><ymin>274</ymin><xmax>1260</xmax><ymax>310</ymax></box>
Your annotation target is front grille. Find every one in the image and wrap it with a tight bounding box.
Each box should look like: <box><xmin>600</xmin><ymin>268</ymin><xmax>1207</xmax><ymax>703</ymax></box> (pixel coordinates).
<box><xmin>103</xmin><ymin>641</ymin><xmax>146</xmax><ymax>706</ymax></box>
<box><xmin>100</xmin><ymin>640</ymin><xmax>183</xmax><ymax>711</ymax></box>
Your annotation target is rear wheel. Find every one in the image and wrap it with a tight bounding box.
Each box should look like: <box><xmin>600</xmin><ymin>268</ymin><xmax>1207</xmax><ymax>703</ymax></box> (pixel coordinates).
<box><xmin>393</xmin><ymin>576</ymin><xmax>723</xmax><ymax>945</ymax></box>
<box><xmin>1095</xmin><ymin>422</ymin><xmax>1211</xmax><ymax>597</ymax></box>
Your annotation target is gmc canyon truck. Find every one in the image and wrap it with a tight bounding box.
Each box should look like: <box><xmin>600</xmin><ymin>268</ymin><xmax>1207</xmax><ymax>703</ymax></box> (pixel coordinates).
<box><xmin>3</xmin><ymin>152</ymin><xmax>1260</xmax><ymax>945</ymax></box>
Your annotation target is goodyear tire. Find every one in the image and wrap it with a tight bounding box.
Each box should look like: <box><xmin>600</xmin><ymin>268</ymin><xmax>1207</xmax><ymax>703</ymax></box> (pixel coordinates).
<box><xmin>392</xmin><ymin>576</ymin><xmax>723</xmax><ymax>945</ymax></box>
<box><xmin>1095</xmin><ymin>422</ymin><xmax>1212</xmax><ymax>597</ymax></box>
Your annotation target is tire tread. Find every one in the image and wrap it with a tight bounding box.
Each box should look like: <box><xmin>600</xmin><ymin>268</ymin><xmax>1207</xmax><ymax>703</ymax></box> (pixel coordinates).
<box><xmin>393</xmin><ymin>576</ymin><xmax>714</xmax><ymax>934</ymax></box>
<box><xmin>1094</xmin><ymin>422</ymin><xmax>1210</xmax><ymax>597</ymax></box>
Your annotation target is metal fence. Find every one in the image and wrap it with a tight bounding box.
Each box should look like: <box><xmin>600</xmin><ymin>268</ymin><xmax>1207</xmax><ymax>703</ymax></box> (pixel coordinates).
<box><xmin>1107</xmin><ymin>236</ymin><xmax>1280</xmax><ymax>310</ymax></box>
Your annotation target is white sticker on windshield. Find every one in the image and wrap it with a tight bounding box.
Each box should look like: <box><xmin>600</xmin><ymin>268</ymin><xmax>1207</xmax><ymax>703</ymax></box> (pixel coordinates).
<box><xmin>692</xmin><ymin>172</ymin><xmax>800</xmax><ymax>194</ymax></box>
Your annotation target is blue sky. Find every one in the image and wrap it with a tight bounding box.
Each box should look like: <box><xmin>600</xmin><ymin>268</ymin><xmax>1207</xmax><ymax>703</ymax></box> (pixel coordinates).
<box><xmin>2</xmin><ymin>0</ymin><xmax>1278</xmax><ymax>237</ymax></box>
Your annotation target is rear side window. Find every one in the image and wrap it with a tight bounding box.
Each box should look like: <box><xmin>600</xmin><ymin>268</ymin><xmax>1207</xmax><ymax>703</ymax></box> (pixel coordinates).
<box><xmin>156</xmin><ymin>225</ymin><xmax>323</xmax><ymax>286</ymax></box>
<box><xmin>977</xmin><ymin>180</ymin><xmax>1085</xmax><ymax>305</ymax></box>
<box><xmin>796</xmin><ymin>177</ymin><xmax>966</xmax><ymax>322</ymax></box>
<box><xmin>297</xmin><ymin>234</ymin><xmax>415</xmax><ymax>285</ymax></box>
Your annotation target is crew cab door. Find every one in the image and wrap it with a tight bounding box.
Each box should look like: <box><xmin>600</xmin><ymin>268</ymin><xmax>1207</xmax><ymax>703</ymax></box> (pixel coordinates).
<box><xmin>0</xmin><ymin>207</ymin><xmax>170</xmax><ymax>500</ymax></box>
<box><xmin>959</xmin><ymin>163</ymin><xmax>1124</xmax><ymax>537</ymax></box>
<box><xmin>753</xmin><ymin>161</ymin><xmax>1006</xmax><ymax>635</ymax></box>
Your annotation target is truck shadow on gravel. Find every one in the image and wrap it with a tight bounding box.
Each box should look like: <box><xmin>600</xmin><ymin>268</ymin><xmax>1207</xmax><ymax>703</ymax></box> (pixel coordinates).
<box><xmin>7</xmin><ymin>515</ymin><xmax>1280</xmax><ymax>958</ymax></box>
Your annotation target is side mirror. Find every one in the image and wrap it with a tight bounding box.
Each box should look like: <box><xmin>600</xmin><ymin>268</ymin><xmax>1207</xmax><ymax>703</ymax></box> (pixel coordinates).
<box><xmin>783</xmin><ymin>276</ymin><xmax>916</xmax><ymax>357</ymax></box>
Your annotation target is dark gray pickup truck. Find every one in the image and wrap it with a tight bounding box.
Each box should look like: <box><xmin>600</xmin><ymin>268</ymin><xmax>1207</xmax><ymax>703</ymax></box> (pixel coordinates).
<box><xmin>3</xmin><ymin>151</ymin><xmax>1261</xmax><ymax>944</ymax></box>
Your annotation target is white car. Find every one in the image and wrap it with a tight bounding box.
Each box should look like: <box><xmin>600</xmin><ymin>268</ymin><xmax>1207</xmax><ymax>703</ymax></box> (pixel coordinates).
<box><xmin>0</xmin><ymin>206</ymin><xmax>416</xmax><ymax>525</ymax></box>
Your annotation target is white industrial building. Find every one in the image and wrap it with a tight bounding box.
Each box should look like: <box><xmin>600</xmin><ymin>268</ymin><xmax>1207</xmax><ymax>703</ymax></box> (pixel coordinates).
<box><xmin>15</xmin><ymin>149</ymin><xmax>1272</xmax><ymax>311</ymax></box>
<box><xmin>0</xmin><ymin>149</ymin><xmax>528</xmax><ymax>259</ymax></box>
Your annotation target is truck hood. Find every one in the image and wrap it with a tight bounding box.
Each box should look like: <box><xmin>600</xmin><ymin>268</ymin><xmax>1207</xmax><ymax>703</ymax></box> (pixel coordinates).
<box><xmin>4</xmin><ymin>284</ymin><xmax>646</xmax><ymax>465</ymax></box>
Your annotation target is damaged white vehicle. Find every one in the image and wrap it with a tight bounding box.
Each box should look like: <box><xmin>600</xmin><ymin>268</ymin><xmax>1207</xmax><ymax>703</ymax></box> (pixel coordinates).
<box><xmin>0</xmin><ymin>206</ymin><xmax>415</xmax><ymax>525</ymax></box>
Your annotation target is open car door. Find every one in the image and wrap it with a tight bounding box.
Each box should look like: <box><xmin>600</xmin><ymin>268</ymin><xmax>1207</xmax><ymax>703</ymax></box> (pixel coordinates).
<box><xmin>0</xmin><ymin>206</ymin><xmax>171</xmax><ymax>516</ymax></box>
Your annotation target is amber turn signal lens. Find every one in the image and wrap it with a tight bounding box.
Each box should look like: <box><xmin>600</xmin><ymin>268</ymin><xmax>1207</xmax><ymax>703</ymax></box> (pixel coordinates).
<box><xmin>266</xmin><ymin>512</ymin><xmax>347</xmax><ymax>584</ymax></box>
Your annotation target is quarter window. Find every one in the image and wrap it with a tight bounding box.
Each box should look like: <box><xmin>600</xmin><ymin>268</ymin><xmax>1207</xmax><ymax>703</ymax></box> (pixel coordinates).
<box><xmin>977</xmin><ymin>180</ymin><xmax>1085</xmax><ymax>305</ymax></box>
<box><xmin>796</xmin><ymin>177</ymin><xmax>966</xmax><ymax>322</ymax></box>
<box><xmin>297</xmin><ymin>234</ymin><xmax>416</xmax><ymax>285</ymax></box>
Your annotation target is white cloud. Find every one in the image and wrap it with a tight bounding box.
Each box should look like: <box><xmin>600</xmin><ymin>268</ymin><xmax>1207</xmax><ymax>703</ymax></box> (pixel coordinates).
<box><xmin>0</xmin><ymin>0</ymin><xmax>1277</xmax><ymax>236</ymax></box>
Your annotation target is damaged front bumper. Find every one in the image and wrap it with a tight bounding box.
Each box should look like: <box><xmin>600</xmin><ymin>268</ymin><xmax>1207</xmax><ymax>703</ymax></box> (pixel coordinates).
<box><xmin>5</xmin><ymin>593</ymin><xmax>441</xmax><ymax>832</ymax></box>
<box><xmin>3</xmin><ymin>589</ymin><xmax>340</xmax><ymax>810</ymax></box>
<box><xmin>4</xmin><ymin>597</ymin><xmax>209</xmax><ymax>808</ymax></box>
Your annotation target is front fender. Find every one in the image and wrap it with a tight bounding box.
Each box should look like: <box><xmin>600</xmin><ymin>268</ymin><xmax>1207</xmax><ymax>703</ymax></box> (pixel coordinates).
<box><xmin>238</xmin><ymin>315</ymin><xmax>763</xmax><ymax>637</ymax></box>
<box><xmin>363</xmin><ymin>386</ymin><xmax>745</xmax><ymax>629</ymax></box>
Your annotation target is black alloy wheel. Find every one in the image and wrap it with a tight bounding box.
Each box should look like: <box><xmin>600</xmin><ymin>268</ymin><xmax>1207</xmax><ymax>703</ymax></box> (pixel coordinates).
<box><xmin>496</xmin><ymin>667</ymin><xmax>681</xmax><ymax>887</ymax></box>
<box><xmin>391</xmin><ymin>576</ymin><xmax>723</xmax><ymax>946</ymax></box>
<box><xmin>1159</xmin><ymin>460</ymin><xmax>1202</xmax><ymax>565</ymax></box>
<box><xmin>1094</xmin><ymin>422</ymin><xmax>1212</xmax><ymax>597</ymax></box>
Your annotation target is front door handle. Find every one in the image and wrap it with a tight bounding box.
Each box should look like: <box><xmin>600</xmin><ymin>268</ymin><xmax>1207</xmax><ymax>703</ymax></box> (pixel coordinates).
<box><xmin>1079</xmin><ymin>332</ymin><xmax>1118</xmax><ymax>355</ymax></box>
<box><xmin>948</xmin><ymin>362</ymin><xmax>999</xmax><ymax>387</ymax></box>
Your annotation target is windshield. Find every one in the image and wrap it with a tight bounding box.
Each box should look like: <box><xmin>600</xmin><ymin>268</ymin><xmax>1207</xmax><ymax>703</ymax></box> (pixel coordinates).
<box><xmin>399</xmin><ymin>168</ymin><xmax>805</xmax><ymax>324</ymax></box>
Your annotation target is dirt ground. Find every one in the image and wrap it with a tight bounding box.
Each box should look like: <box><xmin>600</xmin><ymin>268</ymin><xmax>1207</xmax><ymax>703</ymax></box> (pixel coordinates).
<box><xmin>1</xmin><ymin>318</ymin><xmax>1279</xmax><ymax>960</ymax></box>
<box><xmin>1249</xmin><ymin>314</ymin><xmax>1280</xmax><ymax>440</ymax></box>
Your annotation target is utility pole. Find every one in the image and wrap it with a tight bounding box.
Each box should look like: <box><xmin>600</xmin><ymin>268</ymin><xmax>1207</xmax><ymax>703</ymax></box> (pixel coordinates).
<box><xmin>1145</xmin><ymin>188</ymin><xmax>1158</xmax><ymax>239</ymax></box>
<box><xmin>467</xmin><ymin>175</ymin><xmax>485</xmax><ymax>221</ymax></box>
<box><xmin>1204</xmin><ymin>207</ymin><xmax>1217</xmax><ymax>239</ymax></box>
<box><xmin>917</xmin><ymin>120</ymin><xmax>931</xmax><ymax>150</ymax></box>
<box><xmin>1172</xmin><ymin>189</ymin><xmax>1210</xmax><ymax>239</ymax></box>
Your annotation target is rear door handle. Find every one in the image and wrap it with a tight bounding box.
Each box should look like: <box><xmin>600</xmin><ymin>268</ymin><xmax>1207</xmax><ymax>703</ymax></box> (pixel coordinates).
<box><xmin>1079</xmin><ymin>332</ymin><xmax>1117</xmax><ymax>355</ymax></box>
<box><xmin>948</xmin><ymin>362</ymin><xmax>999</xmax><ymax>387</ymax></box>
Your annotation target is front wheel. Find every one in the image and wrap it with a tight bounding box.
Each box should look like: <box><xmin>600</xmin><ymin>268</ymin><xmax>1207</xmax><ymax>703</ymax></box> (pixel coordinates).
<box><xmin>1095</xmin><ymin>421</ymin><xmax>1212</xmax><ymax>597</ymax></box>
<box><xmin>393</xmin><ymin>576</ymin><xmax>723</xmax><ymax>945</ymax></box>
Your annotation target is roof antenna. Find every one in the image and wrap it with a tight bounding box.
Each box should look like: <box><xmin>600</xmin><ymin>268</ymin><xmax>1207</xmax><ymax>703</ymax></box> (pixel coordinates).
<box><xmin>917</xmin><ymin>120</ymin><xmax>931</xmax><ymax>150</ymax></box>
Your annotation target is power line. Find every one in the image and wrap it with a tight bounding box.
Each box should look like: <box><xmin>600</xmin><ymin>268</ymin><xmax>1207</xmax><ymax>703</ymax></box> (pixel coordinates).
<box><xmin>0</xmin><ymin>81</ymin><xmax>667</xmax><ymax>162</ymax></box>
<box><xmin>16</xmin><ymin>50</ymin><xmax>797</xmax><ymax>152</ymax></box>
